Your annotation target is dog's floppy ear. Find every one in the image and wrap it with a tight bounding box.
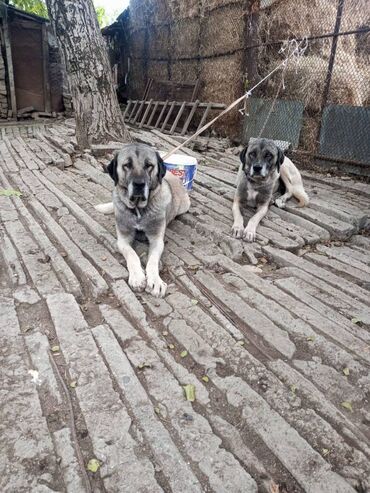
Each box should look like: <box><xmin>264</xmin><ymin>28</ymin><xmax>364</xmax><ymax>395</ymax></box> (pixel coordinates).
<box><xmin>106</xmin><ymin>155</ymin><xmax>118</xmax><ymax>185</ymax></box>
<box><xmin>276</xmin><ymin>147</ymin><xmax>285</xmax><ymax>172</ymax></box>
<box><xmin>156</xmin><ymin>152</ymin><xmax>167</xmax><ymax>183</ymax></box>
<box><xmin>240</xmin><ymin>146</ymin><xmax>248</xmax><ymax>168</ymax></box>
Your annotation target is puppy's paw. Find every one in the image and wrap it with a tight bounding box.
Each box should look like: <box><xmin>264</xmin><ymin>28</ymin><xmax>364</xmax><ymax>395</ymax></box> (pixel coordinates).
<box><xmin>232</xmin><ymin>223</ymin><xmax>244</xmax><ymax>238</ymax></box>
<box><xmin>146</xmin><ymin>275</ymin><xmax>167</xmax><ymax>298</ymax></box>
<box><xmin>275</xmin><ymin>197</ymin><xmax>286</xmax><ymax>209</ymax></box>
<box><xmin>128</xmin><ymin>269</ymin><xmax>146</xmax><ymax>292</ymax></box>
<box><xmin>243</xmin><ymin>227</ymin><xmax>256</xmax><ymax>242</ymax></box>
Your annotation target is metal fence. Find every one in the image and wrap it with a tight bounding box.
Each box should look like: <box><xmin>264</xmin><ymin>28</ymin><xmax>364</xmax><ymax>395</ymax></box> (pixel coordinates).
<box><xmin>242</xmin><ymin>0</ymin><xmax>370</xmax><ymax>169</ymax></box>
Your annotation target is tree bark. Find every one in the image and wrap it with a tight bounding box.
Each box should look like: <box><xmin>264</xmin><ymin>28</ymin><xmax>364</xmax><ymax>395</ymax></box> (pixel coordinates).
<box><xmin>45</xmin><ymin>0</ymin><xmax>131</xmax><ymax>148</ymax></box>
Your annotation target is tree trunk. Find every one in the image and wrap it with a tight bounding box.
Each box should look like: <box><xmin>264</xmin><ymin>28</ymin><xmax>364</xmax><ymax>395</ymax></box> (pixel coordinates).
<box><xmin>45</xmin><ymin>0</ymin><xmax>131</xmax><ymax>148</ymax></box>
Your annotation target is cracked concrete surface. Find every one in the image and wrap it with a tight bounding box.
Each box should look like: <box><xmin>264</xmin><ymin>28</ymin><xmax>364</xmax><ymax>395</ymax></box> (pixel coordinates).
<box><xmin>0</xmin><ymin>120</ymin><xmax>370</xmax><ymax>493</ymax></box>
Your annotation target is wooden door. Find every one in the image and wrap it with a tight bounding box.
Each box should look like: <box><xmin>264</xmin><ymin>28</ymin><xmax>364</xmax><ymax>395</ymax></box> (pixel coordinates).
<box><xmin>10</xmin><ymin>17</ymin><xmax>45</xmax><ymax>112</ymax></box>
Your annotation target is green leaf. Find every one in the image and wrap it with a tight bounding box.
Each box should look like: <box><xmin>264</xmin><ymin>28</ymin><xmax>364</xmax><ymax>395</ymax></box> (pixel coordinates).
<box><xmin>69</xmin><ymin>381</ymin><xmax>77</xmax><ymax>388</ymax></box>
<box><xmin>168</xmin><ymin>344</ymin><xmax>175</xmax><ymax>350</ymax></box>
<box><xmin>0</xmin><ymin>189</ymin><xmax>22</xmax><ymax>197</ymax></box>
<box><xmin>87</xmin><ymin>458</ymin><xmax>100</xmax><ymax>473</ymax></box>
<box><xmin>306</xmin><ymin>336</ymin><xmax>315</xmax><ymax>342</ymax></box>
<box><xmin>202</xmin><ymin>376</ymin><xmax>209</xmax><ymax>383</ymax></box>
<box><xmin>137</xmin><ymin>363</ymin><xmax>152</xmax><ymax>370</ymax></box>
<box><xmin>191</xmin><ymin>299</ymin><xmax>199</xmax><ymax>306</ymax></box>
<box><xmin>322</xmin><ymin>448</ymin><xmax>329</xmax><ymax>457</ymax></box>
<box><xmin>343</xmin><ymin>367</ymin><xmax>350</xmax><ymax>376</ymax></box>
<box><xmin>341</xmin><ymin>401</ymin><xmax>353</xmax><ymax>412</ymax></box>
<box><xmin>351</xmin><ymin>317</ymin><xmax>361</xmax><ymax>324</ymax></box>
<box><xmin>51</xmin><ymin>345</ymin><xmax>60</xmax><ymax>353</ymax></box>
<box><xmin>236</xmin><ymin>340</ymin><xmax>245</xmax><ymax>346</ymax></box>
<box><xmin>183</xmin><ymin>384</ymin><xmax>196</xmax><ymax>402</ymax></box>
<box><xmin>290</xmin><ymin>384</ymin><xmax>297</xmax><ymax>395</ymax></box>
<box><xmin>180</xmin><ymin>350</ymin><xmax>188</xmax><ymax>358</ymax></box>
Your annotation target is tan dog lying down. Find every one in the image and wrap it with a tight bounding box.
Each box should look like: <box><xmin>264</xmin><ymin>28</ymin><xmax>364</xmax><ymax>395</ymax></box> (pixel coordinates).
<box><xmin>95</xmin><ymin>144</ymin><xmax>190</xmax><ymax>297</ymax></box>
<box><xmin>232</xmin><ymin>138</ymin><xmax>309</xmax><ymax>242</ymax></box>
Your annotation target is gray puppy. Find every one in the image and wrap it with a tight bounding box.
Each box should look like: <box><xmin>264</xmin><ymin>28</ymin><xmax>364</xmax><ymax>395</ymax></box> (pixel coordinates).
<box><xmin>232</xmin><ymin>138</ymin><xmax>309</xmax><ymax>242</ymax></box>
<box><xmin>95</xmin><ymin>144</ymin><xmax>190</xmax><ymax>297</ymax></box>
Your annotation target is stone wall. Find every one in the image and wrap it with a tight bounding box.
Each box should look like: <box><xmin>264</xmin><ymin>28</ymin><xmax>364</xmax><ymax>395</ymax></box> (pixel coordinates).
<box><xmin>0</xmin><ymin>47</ymin><xmax>8</xmax><ymax>118</ymax></box>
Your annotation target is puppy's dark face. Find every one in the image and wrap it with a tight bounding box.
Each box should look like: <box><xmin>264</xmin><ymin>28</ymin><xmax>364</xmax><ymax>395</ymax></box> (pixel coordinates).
<box><xmin>240</xmin><ymin>138</ymin><xmax>284</xmax><ymax>181</ymax></box>
<box><xmin>106</xmin><ymin>144</ymin><xmax>166</xmax><ymax>209</ymax></box>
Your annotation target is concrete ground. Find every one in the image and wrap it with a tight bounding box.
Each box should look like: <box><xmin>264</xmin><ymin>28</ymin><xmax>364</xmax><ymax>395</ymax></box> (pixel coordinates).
<box><xmin>0</xmin><ymin>120</ymin><xmax>370</xmax><ymax>493</ymax></box>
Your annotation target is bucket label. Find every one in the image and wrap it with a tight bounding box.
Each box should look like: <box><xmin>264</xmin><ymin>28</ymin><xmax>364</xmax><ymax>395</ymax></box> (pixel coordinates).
<box><xmin>164</xmin><ymin>163</ymin><xmax>196</xmax><ymax>191</ymax></box>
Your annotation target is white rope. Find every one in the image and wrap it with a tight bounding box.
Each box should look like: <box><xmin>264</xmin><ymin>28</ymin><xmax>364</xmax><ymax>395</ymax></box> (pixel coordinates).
<box><xmin>162</xmin><ymin>38</ymin><xmax>308</xmax><ymax>161</ymax></box>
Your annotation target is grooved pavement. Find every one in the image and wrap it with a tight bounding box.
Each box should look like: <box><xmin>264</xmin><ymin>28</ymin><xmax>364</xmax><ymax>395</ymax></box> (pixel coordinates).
<box><xmin>0</xmin><ymin>120</ymin><xmax>369</xmax><ymax>493</ymax></box>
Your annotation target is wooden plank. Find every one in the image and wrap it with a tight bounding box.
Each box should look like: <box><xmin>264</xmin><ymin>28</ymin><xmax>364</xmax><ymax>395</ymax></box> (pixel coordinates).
<box><xmin>132</xmin><ymin>99</ymin><xmax>146</xmax><ymax>125</ymax></box>
<box><xmin>41</xmin><ymin>23</ymin><xmax>51</xmax><ymax>113</ymax></box>
<box><xmin>170</xmin><ymin>101</ymin><xmax>186</xmax><ymax>134</ymax></box>
<box><xmin>145</xmin><ymin>101</ymin><xmax>159</xmax><ymax>128</ymax></box>
<box><xmin>141</xmin><ymin>79</ymin><xmax>152</xmax><ymax>100</ymax></box>
<box><xmin>128</xmin><ymin>100</ymin><xmax>139</xmax><ymax>122</ymax></box>
<box><xmin>181</xmin><ymin>100</ymin><xmax>199</xmax><ymax>135</ymax></box>
<box><xmin>2</xmin><ymin>14</ymin><xmax>17</xmax><ymax>116</ymax></box>
<box><xmin>160</xmin><ymin>101</ymin><xmax>176</xmax><ymax>132</ymax></box>
<box><xmin>191</xmin><ymin>80</ymin><xmax>200</xmax><ymax>102</ymax></box>
<box><xmin>197</xmin><ymin>103</ymin><xmax>213</xmax><ymax>132</ymax></box>
<box><xmin>139</xmin><ymin>99</ymin><xmax>153</xmax><ymax>128</ymax></box>
<box><xmin>123</xmin><ymin>100</ymin><xmax>132</xmax><ymax>119</ymax></box>
<box><xmin>155</xmin><ymin>101</ymin><xmax>168</xmax><ymax>129</ymax></box>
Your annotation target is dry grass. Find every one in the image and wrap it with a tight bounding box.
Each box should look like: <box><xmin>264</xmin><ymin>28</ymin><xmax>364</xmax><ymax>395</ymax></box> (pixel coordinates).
<box><xmin>299</xmin><ymin>116</ymin><xmax>320</xmax><ymax>153</ymax></box>
<box><xmin>171</xmin><ymin>17</ymin><xmax>200</xmax><ymax>58</ymax></box>
<box><xmin>267</xmin><ymin>52</ymin><xmax>370</xmax><ymax>112</ymax></box>
<box><xmin>200</xmin><ymin>3</ymin><xmax>245</xmax><ymax>57</ymax></box>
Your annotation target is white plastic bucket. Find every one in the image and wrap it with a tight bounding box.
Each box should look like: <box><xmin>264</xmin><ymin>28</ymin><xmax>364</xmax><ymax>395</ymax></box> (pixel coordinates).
<box><xmin>160</xmin><ymin>153</ymin><xmax>197</xmax><ymax>191</ymax></box>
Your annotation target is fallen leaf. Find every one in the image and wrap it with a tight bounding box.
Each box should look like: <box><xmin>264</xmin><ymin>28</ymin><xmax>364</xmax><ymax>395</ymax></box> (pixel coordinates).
<box><xmin>236</xmin><ymin>340</ymin><xmax>245</xmax><ymax>346</ymax></box>
<box><xmin>351</xmin><ymin>317</ymin><xmax>361</xmax><ymax>324</ymax></box>
<box><xmin>202</xmin><ymin>376</ymin><xmax>209</xmax><ymax>383</ymax></box>
<box><xmin>69</xmin><ymin>381</ymin><xmax>77</xmax><ymax>388</ymax></box>
<box><xmin>51</xmin><ymin>345</ymin><xmax>60</xmax><ymax>353</ymax></box>
<box><xmin>154</xmin><ymin>407</ymin><xmax>160</xmax><ymax>414</ymax></box>
<box><xmin>269</xmin><ymin>481</ymin><xmax>280</xmax><ymax>493</ymax></box>
<box><xmin>0</xmin><ymin>189</ymin><xmax>22</xmax><ymax>197</ymax></box>
<box><xmin>180</xmin><ymin>350</ymin><xmax>188</xmax><ymax>358</ymax></box>
<box><xmin>191</xmin><ymin>299</ymin><xmax>199</xmax><ymax>306</ymax></box>
<box><xmin>168</xmin><ymin>344</ymin><xmax>175</xmax><ymax>350</ymax></box>
<box><xmin>322</xmin><ymin>448</ymin><xmax>330</xmax><ymax>457</ymax></box>
<box><xmin>101</xmin><ymin>256</ymin><xmax>107</xmax><ymax>261</ymax></box>
<box><xmin>290</xmin><ymin>384</ymin><xmax>297</xmax><ymax>395</ymax></box>
<box><xmin>87</xmin><ymin>458</ymin><xmax>100</xmax><ymax>473</ymax></box>
<box><xmin>183</xmin><ymin>384</ymin><xmax>196</xmax><ymax>402</ymax></box>
<box><xmin>162</xmin><ymin>331</ymin><xmax>168</xmax><ymax>336</ymax></box>
<box><xmin>137</xmin><ymin>363</ymin><xmax>152</xmax><ymax>370</ymax></box>
<box><xmin>306</xmin><ymin>336</ymin><xmax>315</xmax><ymax>342</ymax></box>
<box><xmin>341</xmin><ymin>401</ymin><xmax>353</xmax><ymax>412</ymax></box>
<box><xmin>343</xmin><ymin>367</ymin><xmax>350</xmax><ymax>376</ymax></box>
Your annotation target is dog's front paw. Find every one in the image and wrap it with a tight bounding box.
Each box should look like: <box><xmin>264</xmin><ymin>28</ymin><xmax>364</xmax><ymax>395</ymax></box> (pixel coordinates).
<box><xmin>232</xmin><ymin>223</ymin><xmax>244</xmax><ymax>238</ymax></box>
<box><xmin>275</xmin><ymin>197</ymin><xmax>286</xmax><ymax>209</ymax></box>
<box><xmin>128</xmin><ymin>269</ymin><xmax>146</xmax><ymax>292</ymax></box>
<box><xmin>146</xmin><ymin>275</ymin><xmax>167</xmax><ymax>298</ymax></box>
<box><xmin>243</xmin><ymin>227</ymin><xmax>256</xmax><ymax>242</ymax></box>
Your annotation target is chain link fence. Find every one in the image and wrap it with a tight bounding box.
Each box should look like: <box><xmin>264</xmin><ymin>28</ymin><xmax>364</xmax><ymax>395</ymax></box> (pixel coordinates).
<box><xmin>244</xmin><ymin>0</ymin><xmax>370</xmax><ymax>168</ymax></box>
<box><xmin>124</xmin><ymin>0</ymin><xmax>370</xmax><ymax>167</ymax></box>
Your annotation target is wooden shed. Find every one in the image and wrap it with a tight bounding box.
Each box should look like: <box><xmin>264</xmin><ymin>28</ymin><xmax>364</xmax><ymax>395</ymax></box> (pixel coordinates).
<box><xmin>0</xmin><ymin>3</ymin><xmax>64</xmax><ymax>119</ymax></box>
